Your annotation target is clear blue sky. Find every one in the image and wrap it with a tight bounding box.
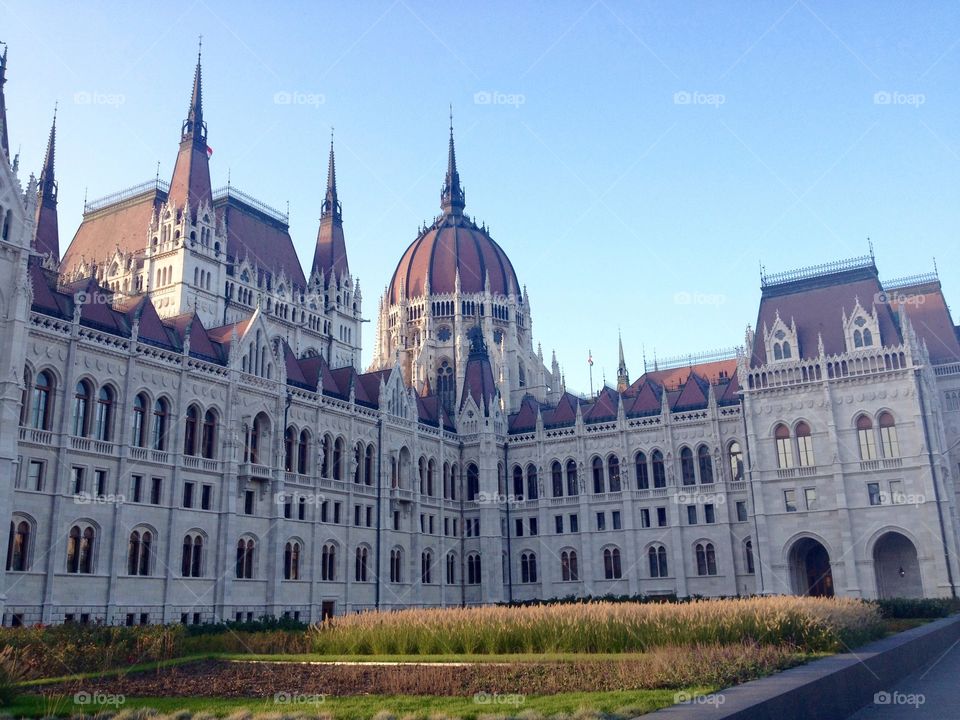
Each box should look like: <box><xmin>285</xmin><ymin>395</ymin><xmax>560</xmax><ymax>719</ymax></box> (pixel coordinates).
<box><xmin>3</xmin><ymin>1</ymin><xmax>957</xmax><ymax>393</ymax></box>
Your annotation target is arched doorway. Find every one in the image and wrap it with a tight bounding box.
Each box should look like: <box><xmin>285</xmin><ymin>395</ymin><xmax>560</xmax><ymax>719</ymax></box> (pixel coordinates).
<box><xmin>789</xmin><ymin>538</ymin><xmax>834</xmax><ymax>597</ymax></box>
<box><xmin>873</xmin><ymin>532</ymin><xmax>922</xmax><ymax>599</ymax></box>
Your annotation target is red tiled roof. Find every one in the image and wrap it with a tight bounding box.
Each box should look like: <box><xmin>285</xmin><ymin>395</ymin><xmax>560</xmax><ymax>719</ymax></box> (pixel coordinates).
<box><xmin>388</xmin><ymin>215</ymin><xmax>520</xmax><ymax>303</ymax></box>
<box><xmin>751</xmin><ymin>265</ymin><xmax>901</xmax><ymax>367</ymax></box>
<box><xmin>888</xmin><ymin>280</ymin><xmax>960</xmax><ymax>364</ymax></box>
<box><xmin>61</xmin><ymin>190</ymin><xmax>163</xmax><ymax>276</ymax></box>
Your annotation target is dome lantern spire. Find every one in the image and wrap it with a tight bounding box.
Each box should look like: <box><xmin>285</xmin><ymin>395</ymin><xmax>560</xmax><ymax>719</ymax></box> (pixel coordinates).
<box><xmin>441</xmin><ymin>106</ymin><xmax>465</xmax><ymax>215</ymax></box>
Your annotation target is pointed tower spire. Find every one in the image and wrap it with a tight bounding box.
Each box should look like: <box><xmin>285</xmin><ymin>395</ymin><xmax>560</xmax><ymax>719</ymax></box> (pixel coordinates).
<box><xmin>167</xmin><ymin>39</ymin><xmax>212</xmax><ymax>214</ymax></box>
<box><xmin>440</xmin><ymin>106</ymin><xmax>465</xmax><ymax>215</ymax></box>
<box><xmin>34</xmin><ymin>106</ymin><xmax>60</xmax><ymax>262</ymax></box>
<box><xmin>311</xmin><ymin>130</ymin><xmax>349</xmax><ymax>280</ymax></box>
<box><xmin>0</xmin><ymin>43</ymin><xmax>9</xmax><ymax>162</ymax></box>
<box><xmin>616</xmin><ymin>330</ymin><xmax>629</xmax><ymax>393</ymax></box>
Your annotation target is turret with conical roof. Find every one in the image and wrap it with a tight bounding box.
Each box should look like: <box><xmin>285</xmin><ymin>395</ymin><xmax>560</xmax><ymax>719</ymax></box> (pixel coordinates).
<box><xmin>616</xmin><ymin>331</ymin><xmax>629</xmax><ymax>393</ymax></box>
<box><xmin>311</xmin><ymin>131</ymin><xmax>349</xmax><ymax>280</ymax></box>
<box><xmin>167</xmin><ymin>41</ymin><xmax>212</xmax><ymax>215</ymax></box>
<box><xmin>34</xmin><ymin>108</ymin><xmax>60</xmax><ymax>262</ymax></box>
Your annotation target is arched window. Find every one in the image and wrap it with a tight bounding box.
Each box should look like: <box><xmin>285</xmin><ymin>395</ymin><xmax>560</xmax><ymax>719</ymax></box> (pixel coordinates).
<box><xmin>560</xmin><ymin>550</ymin><xmax>579</xmax><ymax>581</ymax></box>
<box><xmin>355</xmin><ymin>546</ymin><xmax>369</xmax><ymax>582</ymax></box>
<box><xmin>695</xmin><ymin>542</ymin><xmax>717</xmax><ymax>576</ymax></box>
<box><xmin>526</xmin><ymin>464</ymin><xmax>539</xmax><ymax>500</ymax></box>
<box><xmin>467</xmin><ymin>464</ymin><xmax>479</xmax><ymax>501</ymax></box>
<box><xmin>775</xmin><ymin>424</ymin><xmax>793</xmax><ymax>469</ymax></box>
<box><xmin>551</xmin><ymin>461</ymin><xmax>564</xmax><ymax>497</ymax></box>
<box><xmin>607</xmin><ymin>456</ymin><xmax>621</xmax><ymax>492</ymax></box>
<box><xmin>878</xmin><ymin>412</ymin><xmax>899</xmax><ymax>458</ymax></box>
<box><xmin>856</xmin><ymin>415</ymin><xmax>876</xmax><ymax>460</ymax></box>
<box><xmin>592</xmin><ymin>457</ymin><xmax>604</xmax><ymax>494</ymax></box>
<box><xmin>603</xmin><ymin>547</ymin><xmax>622</xmax><ymax>579</ymax></box>
<box><xmin>449</xmin><ymin>463</ymin><xmax>459</xmax><ymax>500</ymax></box>
<box><xmin>236</xmin><ymin>538</ymin><xmax>255</xmax><ymax>579</ymax></box>
<box><xmin>427</xmin><ymin>459</ymin><xmax>436</xmax><ymax>496</ymax></box>
<box><xmin>862</xmin><ymin>328</ymin><xmax>873</xmax><ymax>347</ymax></box>
<box><xmin>247</xmin><ymin>413</ymin><xmax>270</xmax><ymax>465</ymax></box>
<box><xmin>648</xmin><ymin>545</ymin><xmax>668</xmax><ymax>578</ymax></box>
<box><xmin>285</xmin><ymin>428</ymin><xmax>296</xmax><ymax>472</ymax></box>
<box><xmin>635</xmin><ymin>452</ymin><xmax>649</xmax><ymax>489</ymax></box>
<box><xmin>95</xmin><ymin>387</ymin><xmax>114</xmax><ymax>441</ymax></box>
<box><xmin>744</xmin><ymin>539</ymin><xmax>755</xmax><ymax>574</ymax></box>
<box><xmin>321</xmin><ymin>543</ymin><xmax>337</xmax><ymax>581</ymax></box>
<box><xmin>127</xmin><ymin>529</ymin><xmax>152</xmax><ymax>576</ymax></box>
<box><xmin>181</xmin><ymin>533</ymin><xmax>204</xmax><ymax>577</ymax></box>
<box><xmin>437</xmin><ymin>360</ymin><xmax>455</xmax><ymax>414</ymax></box>
<box><xmin>132</xmin><ymin>393</ymin><xmax>148</xmax><ymax>447</ymax></box>
<box><xmin>152</xmin><ymin>398</ymin><xmax>170</xmax><ymax>451</ymax></box>
<box><xmin>284</xmin><ymin>541</ymin><xmax>301</xmax><ymax>580</ymax></box>
<box><xmin>202</xmin><ymin>410</ymin><xmax>218</xmax><ymax>459</ymax></box>
<box><xmin>66</xmin><ymin>525</ymin><xmax>95</xmax><ymax>574</ymax></box>
<box><xmin>652</xmin><ymin>450</ymin><xmax>666</xmax><ymax>488</ymax></box>
<box><xmin>333</xmin><ymin>438</ymin><xmax>344</xmax><ymax>480</ymax></box>
<box><xmin>728</xmin><ymin>442</ymin><xmax>744</xmax><ymax>481</ymax></box>
<box><xmin>421</xmin><ymin>550</ymin><xmax>433</xmax><ymax>584</ymax></box>
<box><xmin>467</xmin><ymin>554</ymin><xmax>481</xmax><ymax>584</ymax></box>
<box><xmin>31</xmin><ymin>371</ymin><xmax>54</xmax><ymax>430</ymax></box>
<box><xmin>446</xmin><ymin>552</ymin><xmax>457</xmax><ymax>584</ymax></box>
<box><xmin>512</xmin><ymin>465</ymin><xmax>524</xmax><ymax>498</ymax></box>
<box><xmin>520</xmin><ymin>552</ymin><xmax>538</xmax><ymax>583</ymax></box>
<box><xmin>5</xmin><ymin>520</ymin><xmax>31</xmax><ymax>572</ymax></box>
<box><xmin>322</xmin><ymin>435</ymin><xmax>333</xmax><ymax>477</ymax></box>
<box><xmin>184</xmin><ymin>405</ymin><xmax>200</xmax><ymax>456</ymax></box>
<box><xmin>680</xmin><ymin>447</ymin><xmax>696</xmax><ymax>485</ymax></box>
<box><xmin>697</xmin><ymin>445</ymin><xmax>713</xmax><ymax>484</ymax></box>
<box><xmin>297</xmin><ymin>431</ymin><xmax>310</xmax><ymax>474</ymax></box>
<box><xmin>795</xmin><ymin>422</ymin><xmax>814</xmax><ymax>467</ymax></box>
<box><xmin>566</xmin><ymin>460</ymin><xmax>579</xmax><ymax>496</ymax></box>
<box><xmin>73</xmin><ymin>380</ymin><xmax>93</xmax><ymax>437</ymax></box>
<box><xmin>390</xmin><ymin>548</ymin><xmax>403</xmax><ymax>583</ymax></box>
<box><xmin>364</xmin><ymin>444</ymin><xmax>375</xmax><ymax>485</ymax></box>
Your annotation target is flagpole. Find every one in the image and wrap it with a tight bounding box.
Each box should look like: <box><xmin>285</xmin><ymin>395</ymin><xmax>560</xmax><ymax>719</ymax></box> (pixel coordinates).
<box><xmin>588</xmin><ymin>349</ymin><xmax>594</xmax><ymax>398</ymax></box>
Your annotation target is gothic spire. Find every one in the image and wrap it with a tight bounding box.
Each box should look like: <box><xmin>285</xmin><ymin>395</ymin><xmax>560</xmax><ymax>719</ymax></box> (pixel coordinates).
<box><xmin>0</xmin><ymin>43</ymin><xmax>9</xmax><ymax>161</ymax></box>
<box><xmin>321</xmin><ymin>129</ymin><xmax>341</xmax><ymax>222</ymax></box>
<box><xmin>34</xmin><ymin>106</ymin><xmax>60</xmax><ymax>262</ymax></box>
<box><xmin>616</xmin><ymin>331</ymin><xmax>630</xmax><ymax>393</ymax></box>
<box><xmin>441</xmin><ymin>106</ymin><xmax>465</xmax><ymax>215</ymax></box>
<box><xmin>311</xmin><ymin>131</ymin><xmax>349</xmax><ymax>280</ymax></box>
<box><xmin>167</xmin><ymin>40</ymin><xmax>212</xmax><ymax>214</ymax></box>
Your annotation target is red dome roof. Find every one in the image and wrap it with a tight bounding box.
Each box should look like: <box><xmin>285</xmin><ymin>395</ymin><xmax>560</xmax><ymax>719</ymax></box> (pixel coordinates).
<box><xmin>388</xmin><ymin>213</ymin><xmax>521</xmax><ymax>304</ymax></box>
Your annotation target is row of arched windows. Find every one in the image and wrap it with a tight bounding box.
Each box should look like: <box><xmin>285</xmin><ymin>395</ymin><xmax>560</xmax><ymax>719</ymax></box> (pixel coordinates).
<box><xmin>20</xmin><ymin>368</ymin><xmax>221</xmax><ymax>458</ymax></box>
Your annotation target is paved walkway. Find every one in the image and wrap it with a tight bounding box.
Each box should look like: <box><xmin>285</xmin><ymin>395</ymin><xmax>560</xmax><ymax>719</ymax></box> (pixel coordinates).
<box><xmin>848</xmin><ymin>635</ymin><xmax>960</xmax><ymax>719</ymax></box>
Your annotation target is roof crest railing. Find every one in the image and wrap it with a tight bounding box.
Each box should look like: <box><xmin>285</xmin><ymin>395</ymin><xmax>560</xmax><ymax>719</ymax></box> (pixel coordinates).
<box><xmin>84</xmin><ymin>179</ymin><xmax>169</xmax><ymax>214</ymax></box>
<box><xmin>761</xmin><ymin>253</ymin><xmax>875</xmax><ymax>288</ymax></box>
<box><xmin>881</xmin><ymin>271</ymin><xmax>939</xmax><ymax>290</ymax></box>
<box><xmin>212</xmin><ymin>185</ymin><xmax>288</xmax><ymax>224</ymax></box>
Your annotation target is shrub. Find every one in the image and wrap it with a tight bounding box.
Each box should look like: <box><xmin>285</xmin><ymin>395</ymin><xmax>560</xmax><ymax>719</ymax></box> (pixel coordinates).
<box><xmin>873</xmin><ymin>597</ymin><xmax>960</xmax><ymax>619</ymax></box>
<box><xmin>0</xmin><ymin>646</ymin><xmax>26</xmax><ymax>706</ymax></box>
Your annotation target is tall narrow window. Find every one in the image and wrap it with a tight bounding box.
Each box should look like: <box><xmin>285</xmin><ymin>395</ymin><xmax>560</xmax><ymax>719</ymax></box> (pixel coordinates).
<box><xmin>6</xmin><ymin>521</ymin><xmax>30</xmax><ymax>572</ymax></box>
<box><xmin>607</xmin><ymin>456</ymin><xmax>621</xmax><ymax>492</ymax></box>
<box><xmin>603</xmin><ymin>547</ymin><xmax>622</xmax><ymax>579</ymax></box>
<box><xmin>635</xmin><ymin>452</ymin><xmax>649</xmax><ymax>489</ymax></box>
<box><xmin>132</xmin><ymin>393</ymin><xmax>147</xmax><ymax>447</ymax></box>
<box><xmin>184</xmin><ymin>405</ymin><xmax>199</xmax><ymax>456</ymax></box>
<box><xmin>152</xmin><ymin>399</ymin><xmax>169</xmax><ymax>451</ymax></box>
<box><xmin>73</xmin><ymin>381</ymin><xmax>92</xmax><ymax>437</ymax></box>
<box><xmin>795</xmin><ymin>422</ymin><xmax>814</xmax><ymax>467</ymax></box>
<box><xmin>728</xmin><ymin>442</ymin><xmax>744</xmax><ymax>481</ymax></box>
<box><xmin>551</xmin><ymin>461</ymin><xmax>563</xmax><ymax>497</ymax></box>
<box><xmin>31</xmin><ymin>371</ymin><xmax>54</xmax><ymax>430</ymax></box>
<box><xmin>95</xmin><ymin>387</ymin><xmax>114</xmax><ymax>441</ymax></box>
<box><xmin>592</xmin><ymin>457</ymin><xmax>604</xmax><ymax>493</ymax></box>
<box><xmin>566</xmin><ymin>460</ymin><xmax>579</xmax><ymax>496</ymax></box>
<box><xmin>201</xmin><ymin>410</ymin><xmax>217</xmax><ymax>459</ymax></box>
<box><xmin>652</xmin><ymin>450</ymin><xmax>666</xmax><ymax>487</ymax></box>
<box><xmin>775</xmin><ymin>424</ymin><xmax>793</xmax><ymax>469</ymax></box>
<box><xmin>697</xmin><ymin>445</ymin><xmax>713</xmax><ymax>483</ymax></box>
<box><xmin>878</xmin><ymin>412</ymin><xmax>899</xmax><ymax>458</ymax></box>
<box><xmin>526</xmin><ymin>464</ymin><xmax>539</xmax><ymax>500</ymax></box>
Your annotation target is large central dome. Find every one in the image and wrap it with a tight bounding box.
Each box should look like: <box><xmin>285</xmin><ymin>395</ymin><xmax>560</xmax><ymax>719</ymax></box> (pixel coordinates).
<box><xmin>388</xmin><ymin>214</ymin><xmax>521</xmax><ymax>304</ymax></box>
<box><xmin>387</xmin><ymin>118</ymin><xmax>521</xmax><ymax>305</ymax></box>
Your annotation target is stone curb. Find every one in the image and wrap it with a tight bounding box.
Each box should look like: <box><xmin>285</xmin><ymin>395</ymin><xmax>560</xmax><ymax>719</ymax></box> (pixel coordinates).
<box><xmin>643</xmin><ymin>614</ymin><xmax>960</xmax><ymax>719</ymax></box>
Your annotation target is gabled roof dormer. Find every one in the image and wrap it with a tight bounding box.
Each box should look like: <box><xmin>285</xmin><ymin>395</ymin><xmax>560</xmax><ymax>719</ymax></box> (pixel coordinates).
<box><xmin>763</xmin><ymin>311</ymin><xmax>798</xmax><ymax>363</ymax></box>
<box><xmin>843</xmin><ymin>297</ymin><xmax>880</xmax><ymax>352</ymax></box>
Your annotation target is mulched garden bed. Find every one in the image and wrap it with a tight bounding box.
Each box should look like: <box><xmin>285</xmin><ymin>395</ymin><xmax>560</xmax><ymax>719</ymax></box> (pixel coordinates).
<box><xmin>33</xmin><ymin>643</ymin><xmax>800</xmax><ymax>697</ymax></box>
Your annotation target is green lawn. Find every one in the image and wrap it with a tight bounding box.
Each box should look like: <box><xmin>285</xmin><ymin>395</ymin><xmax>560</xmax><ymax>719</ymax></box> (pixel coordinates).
<box><xmin>7</xmin><ymin>688</ymin><xmax>714</xmax><ymax>720</ymax></box>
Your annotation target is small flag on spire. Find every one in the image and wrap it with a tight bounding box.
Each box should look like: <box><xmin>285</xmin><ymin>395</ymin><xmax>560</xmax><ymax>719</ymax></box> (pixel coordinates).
<box><xmin>206</xmin><ymin>145</ymin><xmax>213</xmax><ymax>158</ymax></box>
<box><xmin>588</xmin><ymin>350</ymin><xmax>594</xmax><ymax>367</ymax></box>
